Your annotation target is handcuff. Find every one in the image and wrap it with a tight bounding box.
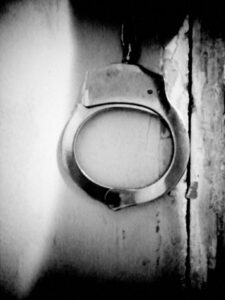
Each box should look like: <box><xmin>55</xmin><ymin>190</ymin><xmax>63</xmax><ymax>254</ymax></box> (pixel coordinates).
<box><xmin>58</xmin><ymin>22</ymin><xmax>189</xmax><ymax>210</ymax></box>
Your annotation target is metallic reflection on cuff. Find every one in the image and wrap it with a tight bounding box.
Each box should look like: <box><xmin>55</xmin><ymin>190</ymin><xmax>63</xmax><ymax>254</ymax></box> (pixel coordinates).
<box><xmin>58</xmin><ymin>64</ymin><xmax>189</xmax><ymax>210</ymax></box>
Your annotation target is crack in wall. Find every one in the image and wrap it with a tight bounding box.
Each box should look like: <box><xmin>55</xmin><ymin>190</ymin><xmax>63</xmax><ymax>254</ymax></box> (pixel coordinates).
<box><xmin>185</xmin><ymin>13</ymin><xmax>194</xmax><ymax>290</ymax></box>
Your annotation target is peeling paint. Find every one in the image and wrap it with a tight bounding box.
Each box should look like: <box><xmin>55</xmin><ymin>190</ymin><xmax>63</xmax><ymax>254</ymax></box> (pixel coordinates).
<box><xmin>186</xmin><ymin>181</ymin><xmax>198</xmax><ymax>199</ymax></box>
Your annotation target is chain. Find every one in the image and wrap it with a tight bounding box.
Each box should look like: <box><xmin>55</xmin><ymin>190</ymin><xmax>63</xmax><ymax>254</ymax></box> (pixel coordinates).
<box><xmin>120</xmin><ymin>19</ymin><xmax>140</xmax><ymax>64</ymax></box>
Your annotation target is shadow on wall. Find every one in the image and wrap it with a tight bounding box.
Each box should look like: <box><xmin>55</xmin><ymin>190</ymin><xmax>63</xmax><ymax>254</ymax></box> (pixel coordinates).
<box><xmin>1</xmin><ymin>268</ymin><xmax>224</xmax><ymax>300</ymax></box>
<box><xmin>1</xmin><ymin>0</ymin><xmax>224</xmax><ymax>37</ymax></box>
<box><xmin>70</xmin><ymin>0</ymin><xmax>188</xmax><ymax>45</ymax></box>
<box><xmin>70</xmin><ymin>0</ymin><xmax>225</xmax><ymax>38</ymax></box>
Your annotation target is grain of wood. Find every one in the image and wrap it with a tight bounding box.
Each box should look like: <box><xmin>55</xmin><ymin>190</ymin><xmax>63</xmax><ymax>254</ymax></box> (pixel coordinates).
<box><xmin>189</xmin><ymin>20</ymin><xmax>225</xmax><ymax>289</ymax></box>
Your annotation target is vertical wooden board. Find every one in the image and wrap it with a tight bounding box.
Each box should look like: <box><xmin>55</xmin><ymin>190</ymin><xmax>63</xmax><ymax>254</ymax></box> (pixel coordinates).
<box><xmin>190</xmin><ymin>20</ymin><xmax>225</xmax><ymax>289</ymax></box>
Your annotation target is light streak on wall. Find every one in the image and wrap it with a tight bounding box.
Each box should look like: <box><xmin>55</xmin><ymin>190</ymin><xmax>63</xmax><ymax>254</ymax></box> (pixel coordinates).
<box><xmin>0</xmin><ymin>0</ymin><xmax>76</xmax><ymax>296</ymax></box>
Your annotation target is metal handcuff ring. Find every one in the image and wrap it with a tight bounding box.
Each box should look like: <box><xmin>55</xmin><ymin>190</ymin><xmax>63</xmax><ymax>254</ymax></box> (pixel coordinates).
<box><xmin>59</xmin><ymin>62</ymin><xmax>189</xmax><ymax>210</ymax></box>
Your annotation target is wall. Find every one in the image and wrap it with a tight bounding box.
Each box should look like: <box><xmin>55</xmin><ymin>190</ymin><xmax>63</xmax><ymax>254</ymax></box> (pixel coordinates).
<box><xmin>0</xmin><ymin>1</ymin><xmax>224</xmax><ymax>299</ymax></box>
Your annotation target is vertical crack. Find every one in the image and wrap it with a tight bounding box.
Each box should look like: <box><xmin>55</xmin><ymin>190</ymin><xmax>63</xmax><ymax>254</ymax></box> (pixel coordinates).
<box><xmin>185</xmin><ymin>13</ymin><xmax>194</xmax><ymax>290</ymax></box>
